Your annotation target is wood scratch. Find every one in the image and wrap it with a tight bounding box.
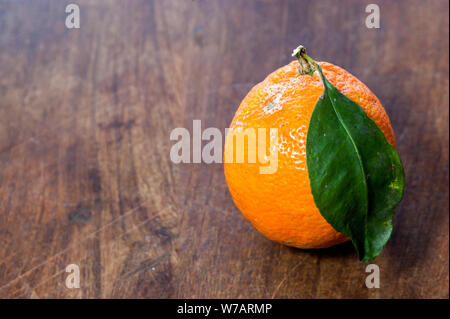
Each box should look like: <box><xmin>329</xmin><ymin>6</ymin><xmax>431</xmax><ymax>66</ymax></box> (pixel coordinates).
<box><xmin>122</xmin><ymin>254</ymin><xmax>169</xmax><ymax>279</ymax></box>
<box><xmin>10</xmin><ymin>212</ymin><xmax>166</xmax><ymax>298</ymax></box>
<box><xmin>0</xmin><ymin>201</ymin><xmax>161</xmax><ymax>293</ymax></box>
<box><xmin>271</xmin><ymin>260</ymin><xmax>303</xmax><ymax>299</ymax></box>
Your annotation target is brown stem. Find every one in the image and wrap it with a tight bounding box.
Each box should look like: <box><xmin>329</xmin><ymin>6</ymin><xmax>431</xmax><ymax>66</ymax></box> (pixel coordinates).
<box><xmin>292</xmin><ymin>45</ymin><xmax>316</xmax><ymax>76</ymax></box>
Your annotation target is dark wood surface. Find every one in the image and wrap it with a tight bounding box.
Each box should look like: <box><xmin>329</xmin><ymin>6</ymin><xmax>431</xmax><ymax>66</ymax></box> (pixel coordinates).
<box><xmin>0</xmin><ymin>0</ymin><xmax>448</xmax><ymax>299</ymax></box>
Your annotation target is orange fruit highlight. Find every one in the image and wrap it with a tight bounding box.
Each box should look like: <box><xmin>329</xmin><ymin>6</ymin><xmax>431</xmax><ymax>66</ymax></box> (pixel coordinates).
<box><xmin>224</xmin><ymin>61</ymin><xmax>396</xmax><ymax>249</ymax></box>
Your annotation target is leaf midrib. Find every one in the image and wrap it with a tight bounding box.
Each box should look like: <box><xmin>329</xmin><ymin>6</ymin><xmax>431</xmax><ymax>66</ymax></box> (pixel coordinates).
<box><xmin>323</xmin><ymin>80</ymin><xmax>369</xmax><ymax>243</ymax></box>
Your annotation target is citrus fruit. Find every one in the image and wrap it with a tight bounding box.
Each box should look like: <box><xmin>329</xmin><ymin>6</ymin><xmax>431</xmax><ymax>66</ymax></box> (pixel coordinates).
<box><xmin>224</xmin><ymin>60</ymin><xmax>396</xmax><ymax>249</ymax></box>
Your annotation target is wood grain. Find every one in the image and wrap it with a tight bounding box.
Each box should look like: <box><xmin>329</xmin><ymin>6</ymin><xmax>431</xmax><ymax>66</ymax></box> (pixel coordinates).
<box><xmin>0</xmin><ymin>0</ymin><xmax>448</xmax><ymax>298</ymax></box>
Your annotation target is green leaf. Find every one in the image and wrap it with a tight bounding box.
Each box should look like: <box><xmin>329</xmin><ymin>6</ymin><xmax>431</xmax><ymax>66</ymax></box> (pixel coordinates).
<box><xmin>306</xmin><ymin>64</ymin><xmax>405</xmax><ymax>262</ymax></box>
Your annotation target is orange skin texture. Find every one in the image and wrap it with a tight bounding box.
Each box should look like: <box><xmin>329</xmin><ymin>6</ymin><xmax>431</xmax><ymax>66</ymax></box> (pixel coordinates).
<box><xmin>224</xmin><ymin>61</ymin><xmax>396</xmax><ymax>249</ymax></box>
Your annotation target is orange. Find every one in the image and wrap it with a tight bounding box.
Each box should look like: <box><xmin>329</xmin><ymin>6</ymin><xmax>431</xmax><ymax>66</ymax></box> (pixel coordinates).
<box><xmin>224</xmin><ymin>60</ymin><xmax>396</xmax><ymax>249</ymax></box>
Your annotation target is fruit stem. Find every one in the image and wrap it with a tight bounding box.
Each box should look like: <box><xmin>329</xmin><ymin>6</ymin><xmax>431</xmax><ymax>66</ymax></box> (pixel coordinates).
<box><xmin>292</xmin><ymin>45</ymin><xmax>318</xmax><ymax>76</ymax></box>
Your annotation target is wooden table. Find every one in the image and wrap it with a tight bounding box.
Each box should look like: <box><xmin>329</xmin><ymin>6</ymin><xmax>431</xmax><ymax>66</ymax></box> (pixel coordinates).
<box><xmin>0</xmin><ymin>0</ymin><xmax>448</xmax><ymax>299</ymax></box>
